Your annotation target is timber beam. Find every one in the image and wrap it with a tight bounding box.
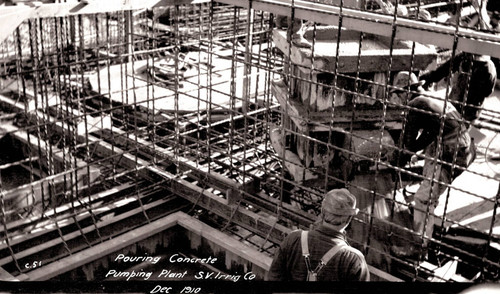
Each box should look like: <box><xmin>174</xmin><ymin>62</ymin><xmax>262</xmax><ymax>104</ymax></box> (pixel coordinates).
<box><xmin>0</xmin><ymin>181</ymin><xmax>136</xmax><ymax>237</ymax></box>
<box><xmin>24</xmin><ymin>211</ymin><xmax>272</xmax><ymax>281</ymax></box>
<box><xmin>216</xmin><ymin>0</ymin><xmax>500</xmax><ymax>59</ymax></box>
<box><xmin>1</xmin><ymin>192</ymin><xmax>187</xmax><ymax>277</ymax></box>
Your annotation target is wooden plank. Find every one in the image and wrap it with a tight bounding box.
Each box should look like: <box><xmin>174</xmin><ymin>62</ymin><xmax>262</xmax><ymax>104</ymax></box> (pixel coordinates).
<box><xmin>0</xmin><ymin>195</ymin><xmax>163</xmax><ymax>267</ymax></box>
<box><xmin>272</xmin><ymin>79</ymin><xmax>403</xmax><ymax>131</ymax></box>
<box><xmin>3</xmin><ymin>194</ymin><xmax>184</xmax><ymax>278</ymax></box>
<box><xmin>24</xmin><ymin>209</ymin><xmax>183</xmax><ymax>281</ymax></box>
<box><xmin>249</xmin><ymin>191</ymin><xmax>315</xmax><ymax>226</ymax></box>
<box><xmin>0</xmin><ymin>266</ymin><xmax>19</xmax><ymax>281</ymax></box>
<box><xmin>369</xmin><ymin>264</ymin><xmax>404</xmax><ymax>282</ymax></box>
<box><xmin>273</xmin><ymin>29</ymin><xmax>436</xmax><ymax>73</ymax></box>
<box><xmin>175</xmin><ymin>212</ymin><xmax>273</xmax><ymax>272</ymax></box>
<box><xmin>25</xmin><ymin>211</ymin><xmax>273</xmax><ymax>281</ymax></box>
<box><xmin>0</xmin><ymin>182</ymin><xmax>137</xmax><ymax>250</ymax></box>
<box><xmin>169</xmin><ymin>174</ymin><xmax>289</xmax><ymax>244</ymax></box>
<box><xmin>0</xmin><ymin>181</ymin><xmax>134</xmax><ymax>233</ymax></box>
<box><xmin>217</xmin><ymin>0</ymin><xmax>500</xmax><ymax>59</ymax></box>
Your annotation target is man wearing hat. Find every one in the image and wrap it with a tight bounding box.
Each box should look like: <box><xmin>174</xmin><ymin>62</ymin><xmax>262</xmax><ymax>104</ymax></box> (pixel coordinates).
<box><xmin>266</xmin><ymin>189</ymin><xmax>370</xmax><ymax>281</ymax></box>
<box><xmin>390</xmin><ymin>71</ymin><xmax>477</xmax><ymax>258</ymax></box>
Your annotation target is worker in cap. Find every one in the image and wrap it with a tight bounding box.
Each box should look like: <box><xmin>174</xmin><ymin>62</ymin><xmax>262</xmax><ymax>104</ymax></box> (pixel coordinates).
<box><xmin>389</xmin><ymin>71</ymin><xmax>425</xmax><ymax>105</ymax></box>
<box><xmin>267</xmin><ymin>189</ymin><xmax>369</xmax><ymax>281</ymax></box>
<box><xmin>390</xmin><ymin>70</ymin><xmax>477</xmax><ymax>259</ymax></box>
<box><xmin>391</xmin><ymin>71</ymin><xmax>424</xmax><ymax>91</ymax></box>
<box><xmin>320</xmin><ymin>189</ymin><xmax>359</xmax><ymax>232</ymax></box>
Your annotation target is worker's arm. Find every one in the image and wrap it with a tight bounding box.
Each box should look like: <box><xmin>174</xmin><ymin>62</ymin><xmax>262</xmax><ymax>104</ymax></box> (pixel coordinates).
<box><xmin>403</xmin><ymin>98</ymin><xmax>441</xmax><ymax>153</ymax></box>
<box><xmin>420</xmin><ymin>53</ymin><xmax>466</xmax><ymax>87</ymax></box>
<box><xmin>339</xmin><ymin>248</ymin><xmax>371</xmax><ymax>281</ymax></box>
<box><xmin>354</xmin><ymin>258</ymin><xmax>370</xmax><ymax>282</ymax></box>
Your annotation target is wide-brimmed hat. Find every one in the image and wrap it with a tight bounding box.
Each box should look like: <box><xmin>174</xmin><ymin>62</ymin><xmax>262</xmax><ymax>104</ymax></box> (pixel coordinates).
<box><xmin>322</xmin><ymin>189</ymin><xmax>359</xmax><ymax>216</ymax></box>
<box><xmin>390</xmin><ymin>71</ymin><xmax>424</xmax><ymax>94</ymax></box>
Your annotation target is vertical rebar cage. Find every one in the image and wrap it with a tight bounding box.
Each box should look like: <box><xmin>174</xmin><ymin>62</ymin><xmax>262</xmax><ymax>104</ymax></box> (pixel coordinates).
<box><xmin>0</xmin><ymin>0</ymin><xmax>499</xmax><ymax>283</ymax></box>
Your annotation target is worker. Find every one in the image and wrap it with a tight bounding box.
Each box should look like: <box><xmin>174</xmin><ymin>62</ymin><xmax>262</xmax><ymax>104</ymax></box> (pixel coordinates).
<box><xmin>389</xmin><ymin>71</ymin><xmax>479</xmax><ymax>258</ymax></box>
<box><xmin>266</xmin><ymin>188</ymin><xmax>370</xmax><ymax>281</ymax></box>
<box><xmin>420</xmin><ymin>0</ymin><xmax>497</xmax><ymax>122</ymax></box>
<box><xmin>419</xmin><ymin>52</ymin><xmax>496</xmax><ymax>122</ymax></box>
<box><xmin>389</xmin><ymin>2</ymin><xmax>497</xmax><ymax>258</ymax></box>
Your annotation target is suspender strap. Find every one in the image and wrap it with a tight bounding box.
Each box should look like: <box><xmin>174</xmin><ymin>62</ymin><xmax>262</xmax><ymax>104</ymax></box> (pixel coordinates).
<box><xmin>301</xmin><ymin>230</ymin><xmax>347</xmax><ymax>281</ymax></box>
<box><xmin>301</xmin><ymin>230</ymin><xmax>313</xmax><ymax>275</ymax></box>
<box><xmin>301</xmin><ymin>230</ymin><xmax>310</xmax><ymax>257</ymax></box>
<box><xmin>314</xmin><ymin>242</ymin><xmax>347</xmax><ymax>274</ymax></box>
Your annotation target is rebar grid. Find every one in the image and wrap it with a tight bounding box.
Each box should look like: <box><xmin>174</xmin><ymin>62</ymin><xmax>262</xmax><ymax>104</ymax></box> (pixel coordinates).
<box><xmin>0</xmin><ymin>0</ymin><xmax>499</xmax><ymax>283</ymax></box>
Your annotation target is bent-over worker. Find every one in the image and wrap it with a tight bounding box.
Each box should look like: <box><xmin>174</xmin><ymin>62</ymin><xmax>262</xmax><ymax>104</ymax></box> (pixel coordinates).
<box><xmin>390</xmin><ymin>72</ymin><xmax>480</xmax><ymax>258</ymax></box>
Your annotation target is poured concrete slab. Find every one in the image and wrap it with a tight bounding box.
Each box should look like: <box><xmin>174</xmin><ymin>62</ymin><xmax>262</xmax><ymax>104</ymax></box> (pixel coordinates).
<box><xmin>88</xmin><ymin>54</ymin><xmax>267</xmax><ymax>114</ymax></box>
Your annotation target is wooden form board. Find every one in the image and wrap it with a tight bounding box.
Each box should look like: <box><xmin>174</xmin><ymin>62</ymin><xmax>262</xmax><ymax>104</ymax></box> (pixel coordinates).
<box><xmin>24</xmin><ymin>211</ymin><xmax>182</xmax><ymax>280</ymax></box>
<box><xmin>272</xmin><ymin>80</ymin><xmax>402</xmax><ymax>132</ymax></box>
<box><xmin>0</xmin><ymin>182</ymin><xmax>134</xmax><ymax>238</ymax></box>
<box><xmin>1</xmin><ymin>191</ymin><xmax>178</xmax><ymax>275</ymax></box>
<box><xmin>24</xmin><ymin>211</ymin><xmax>272</xmax><ymax>281</ymax></box>
<box><xmin>273</xmin><ymin>29</ymin><xmax>437</xmax><ymax>73</ymax></box>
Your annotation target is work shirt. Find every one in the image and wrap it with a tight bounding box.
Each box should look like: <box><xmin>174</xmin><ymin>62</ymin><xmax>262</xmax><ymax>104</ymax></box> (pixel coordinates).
<box><xmin>267</xmin><ymin>224</ymin><xmax>370</xmax><ymax>281</ymax></box>
<box><xmin>403</xmin><ymin>96</ymin><xmax>465</xmax><ymax>152</ymax></box>
<box><xmin>402</xmin><ymin>95</ymin><xmax>472</xmax><ymax>171</ymax></box>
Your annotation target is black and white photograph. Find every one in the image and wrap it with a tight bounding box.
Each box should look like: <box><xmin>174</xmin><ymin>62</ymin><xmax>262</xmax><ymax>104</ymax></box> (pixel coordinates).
<box><xmin>0</xmin><ymin>0</ymin><xmax>499</xmax><ymax>293</ymax></box>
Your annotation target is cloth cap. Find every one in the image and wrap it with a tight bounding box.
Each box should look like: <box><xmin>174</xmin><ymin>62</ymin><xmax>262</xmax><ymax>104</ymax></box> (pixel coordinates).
<box><xmin>390</xmin><ymin>71</ymin><xmax>423</xmax><ymax>93</ymax></box>
<box><xmin>322</xmin><ymin>189</ymin><xmax>359</xmax><ymax>216</ymax></box>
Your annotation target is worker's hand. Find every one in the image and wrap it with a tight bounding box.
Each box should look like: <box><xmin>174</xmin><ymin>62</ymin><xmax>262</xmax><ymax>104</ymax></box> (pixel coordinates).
<box><xmin>420</xmin><ymin>79</ymin><xmax>431</xmax><ymax>90</ymax></box>
<box><xmin>418</xmin><ymin>71</ymin><xmax>432</xmax><ymax>88</ymax></box>
<box><xmin>418</xmin><ymin>72</ymin><xmax>434</xmax><ymax>90</ymax></box>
